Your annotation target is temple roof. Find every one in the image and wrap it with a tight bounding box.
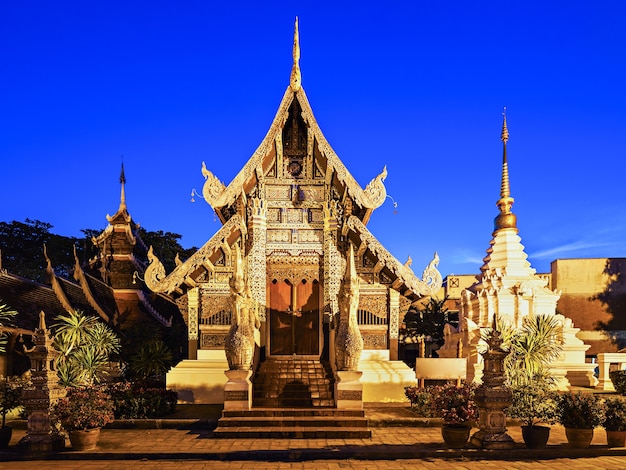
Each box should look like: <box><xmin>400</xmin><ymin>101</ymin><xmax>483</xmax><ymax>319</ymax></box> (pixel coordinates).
<box><xmin>200</xmin><ymin>20</ymin><xmax>388</xmax><ymax>227</ymax></box>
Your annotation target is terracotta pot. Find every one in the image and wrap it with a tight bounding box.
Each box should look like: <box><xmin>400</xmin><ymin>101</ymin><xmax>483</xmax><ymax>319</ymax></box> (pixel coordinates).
<box><xmin>441</xmin><ymin>425</ymin><xmax>471</xmax><ymax>448</ymax></box>
<box><xmin>0</xmin><ymin>426</ymin><xmax>12</xmax><ymax>449</ymax></box>
<box><xmin>606</xmin><ymin>430</ymin><xmax>626</xmax><ymax>448</ymax></box>
<box><xmin>69</xmin><ymin>427</ymin><xmax>101</xmax><ymax>451</ymax></box>
<box><xmin>565</xmin><ymin>427</ymin><xmax>594</xmax><ymax>448</ymax></box>
<box><xmin>521</xmin><ymin>425</ymin><xmax>550</xmax><ymax>449</ymax></box>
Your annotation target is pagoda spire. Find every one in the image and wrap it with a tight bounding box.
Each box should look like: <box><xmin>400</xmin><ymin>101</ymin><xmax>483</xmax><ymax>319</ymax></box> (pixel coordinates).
<box><xmin>494</xmin><ymin>108</ymin><xmax>517</xmax><ymax>232</ymax></box>
<box><xmin>289</xmin><ymin>16</ymin><xmax>302</xmax><ymax>92</ymax></box>
<box><xmin>119</xmin><ymin>161</ymin><xmax>127</xmax><ymax>212</ymax></box>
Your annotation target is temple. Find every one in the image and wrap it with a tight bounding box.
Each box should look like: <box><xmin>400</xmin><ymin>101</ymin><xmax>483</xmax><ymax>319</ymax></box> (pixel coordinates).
<box><xmin>144</xmin><ymin>18</ymin><xmax>442</xmax><ymax>406</ymax></box>
<box><xmin>438</xmin><ymin>111</ymin><xmax>597</xmax><ymax>389</ymax></box>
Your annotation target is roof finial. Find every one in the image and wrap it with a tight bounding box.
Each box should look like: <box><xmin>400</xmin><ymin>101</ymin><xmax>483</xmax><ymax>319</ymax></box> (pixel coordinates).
<box><xmin>119</xmin><ymin>159</ymin><xmax>127</xmax><ymax>211</ymax></box>
<box><xmin>289</xmin><ymin>17</ymin><xmax>302</xmax><ymax>91</ymax></box>
<box><xmin>500</xmin><ymin>108</ymin><xmax>510</xmax><ymax>199</ymax></box>
<box><xmin>494</xmin><ymin>108</ymin><xmax>517</xmax><ymax>231</ymax></box>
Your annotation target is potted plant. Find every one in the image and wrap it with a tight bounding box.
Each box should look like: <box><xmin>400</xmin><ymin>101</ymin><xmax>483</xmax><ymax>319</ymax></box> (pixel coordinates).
<box><xmin>51</xmin><ymin>386</ymin><xmax>114</xmax><ymax>450</ymax></box>
<box><xmin>556</xmin><ymin>392</ymin><xmax>604</xmax><ymax>448</ymax></box>
<box><xmin>429</xmin><ymin>382</ymin><xmax>477</xmax><ymax>448</ymax></box>
<box><xmin>603</xmin><ymin>396</ymin><xmax>626</xmax><ymax>447</ymax></box>
<box><xmin>0</xmin><ymin>375</ymin><xmax>25</xmax><ymax>448</ymax></box>
<box><xmin>507</xmin><ymin>380</ymin><xmax>558</xmax><ymax>448</ymax></box>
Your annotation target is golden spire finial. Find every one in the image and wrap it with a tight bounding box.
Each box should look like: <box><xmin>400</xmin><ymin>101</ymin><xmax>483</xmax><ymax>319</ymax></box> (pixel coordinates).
<box><xmin>500</xmin><ymin>109</ymin><xmax>510</xmax><ymax>199</ymax></box>
<box><xmin>494</xmin><ymin>108</ymin><xmax>517</xmax><ymax>231</ymax></box>
<box><xmin>289</xmin><ymin>16</ymin><xmax>302</xmax><ymax>91</ymax></box>
<box><xmin>119</xmin><ymin>160</ymin><xmax>127</xmax><ymax>211</ymax></box>
<box><xmin>501</xmin><ymin>107</ymin><xmax>509</xmax><ymax>144</ymax></box>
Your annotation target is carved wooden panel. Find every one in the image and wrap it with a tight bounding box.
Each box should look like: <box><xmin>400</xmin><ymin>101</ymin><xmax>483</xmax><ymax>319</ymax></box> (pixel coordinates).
<box><xmin>267</xmin><ymin>229</ymin><xmax>292</xmax><ymax>243</ymax></box>
<box><xmin>298</xmin><ymin>230</ymin><xmax>323</xmax><ymax>243</ymax></box>
<box><xmin>266</xmin><ymin>186</ymin><xmax>291</xmax><ymax>200</ymax></box>
<box><xmin>362</xmin><ymin>333</ymin><xmax>388</xmax><ymax>349</ymax></box>
<box><xmin>200</xmin><ymin>333</ymin><xmax>226</xmax><ymax>348</ymax></box>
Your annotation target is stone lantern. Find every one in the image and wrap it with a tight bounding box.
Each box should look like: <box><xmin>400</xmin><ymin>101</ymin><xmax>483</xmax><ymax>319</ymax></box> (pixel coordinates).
<box><xmin>18</xmin><ymin>311</ymin><xmax>65</xmax><ymax>453</ymax></box>
<box><xmin>470</xmin><ymin>313</ymin><xmax>515</xmax><ymax>449</ymax></box>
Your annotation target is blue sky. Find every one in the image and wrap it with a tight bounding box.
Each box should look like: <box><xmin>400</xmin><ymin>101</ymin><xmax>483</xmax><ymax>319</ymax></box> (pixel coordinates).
<box><xmin>2</xmin><ymin>1</ymin><xmax>625</xmax><ymax>277</ymax></box>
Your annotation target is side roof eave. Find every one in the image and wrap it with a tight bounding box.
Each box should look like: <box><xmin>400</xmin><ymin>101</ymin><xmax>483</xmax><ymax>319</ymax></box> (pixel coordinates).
<box><xmin>344</xmin><ymin>215</ymin><xmax>442</xmax><ymax>299</ymax></box>
<box><xmin>143</xmin><ymin>214</ymin><xmax>246</xmax><ymax>295</ymax></box>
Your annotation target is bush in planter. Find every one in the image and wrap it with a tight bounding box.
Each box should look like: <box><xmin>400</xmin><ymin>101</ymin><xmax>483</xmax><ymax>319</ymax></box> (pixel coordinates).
<box><xmin>507</xmin><ymin>379</ymin><xmax>558</xmax><ymax>448</ymax></box>
<box><xmin>508</xmin><ymin>380</ymin><xmax>558</xmax><ymax>428</ymax></box>
<box><xmin>603</xmin><ymin>397</ymin><xmax>626</xmax><ymax>431</ymax></box>
<box><xmin>51</xmin><ymin>386</ymin><xmax>115</xmax><ymax>431</ymax></box>
<box><xmin>609</xmin><ymin>370</ymin><xmax>626</xmax><ymax>395</ymax></box>
<box><xmin>556</xmin><ymin>392</ymin><xmax>604</xmax><ymax>430</ymax></box>
<box><xmin>106</xmin><ymin>382</ymin><xmax>177</xmax><ymax>419</ymax></box>
<box><xmin>603</xmin><ymin>396</ymin><xmax>626</xmax><ymax>447</ymax></box>
<box><xmin>429</xmin><ymin>382</ymin><xmax>477</xmax><ymax>426</ymax></box>
<box><xmin>404</xmin><ymin>386</ymin><xmax>433</xmax><ymax>417</ymax></box>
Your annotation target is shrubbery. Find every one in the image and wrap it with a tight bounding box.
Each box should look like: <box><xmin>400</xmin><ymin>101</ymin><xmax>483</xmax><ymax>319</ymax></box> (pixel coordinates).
<box><xmin>609</xmin><ymin>370</ymin><xmax>626</xmax><ymax>395</ymax></box>
<box><xmin>404</xmin><ymin>386</ymin><xmax>433</xmax><ymax>417</ymax></box>
<box><xmin>106</xmin><ymin>382</ymin><xmax>177</xmax><ymax>419</ymax></box>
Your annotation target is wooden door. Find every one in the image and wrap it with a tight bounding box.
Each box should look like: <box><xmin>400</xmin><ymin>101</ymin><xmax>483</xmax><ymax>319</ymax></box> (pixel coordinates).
<box><xmin>269</xmin><ymin>279</ymin><xmax>320</xmax><ymax>356</ymax></box>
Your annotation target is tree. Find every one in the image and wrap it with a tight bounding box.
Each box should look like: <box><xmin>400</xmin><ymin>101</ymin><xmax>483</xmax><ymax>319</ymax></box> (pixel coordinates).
<box><xmin>401</xmin><ymin>296</ymin><xmax>457</xmax><ymax>347</ymax></box>
<box><xmin>0</xmin><ymin>219</ymin><xmax>197</xmax><ymax>282</ymax></box>
<box><xmin>138</xmin><ymin>228</ymin><xmax>197</xmax><ymax>274</ymax></box>
<box><xmin>0</xmin><ymin>219</ymin><xmax>85</xmax><ymax>281</ymax></box>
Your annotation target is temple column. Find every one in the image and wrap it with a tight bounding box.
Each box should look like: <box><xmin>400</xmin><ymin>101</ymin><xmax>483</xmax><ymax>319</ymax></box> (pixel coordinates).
<box><xmin>388</xmin><ymin>289</ymin><xmax>400</xmax><ymax>360</ymax></box>
<box><xmin>187</xmin><ymin>287</ymin><xmax>199</xmax><ymax>360</ymax></box>
<box><xmin>248</xmin><ymin>196</ymin><xmax>267</xmax><ymax>322</ymax></box>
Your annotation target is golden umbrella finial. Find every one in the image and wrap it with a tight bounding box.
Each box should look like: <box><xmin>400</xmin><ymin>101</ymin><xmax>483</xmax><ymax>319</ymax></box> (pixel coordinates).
<box><xmin>290</xmin><ymin>17</ymin><xmax>302</xmax><ymax>91</ymax></box>
<box><xmin>494</xmin><ymin>108</ymin><xmax>517</xmax><ymax>231</ymax></box>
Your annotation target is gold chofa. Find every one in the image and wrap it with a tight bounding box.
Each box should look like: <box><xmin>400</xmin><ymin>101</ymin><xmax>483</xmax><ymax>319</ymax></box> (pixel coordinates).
<box><xmin>290</xmin><ymin>17</ymin><xmax>301</xmax><ymax>91</ymax></box>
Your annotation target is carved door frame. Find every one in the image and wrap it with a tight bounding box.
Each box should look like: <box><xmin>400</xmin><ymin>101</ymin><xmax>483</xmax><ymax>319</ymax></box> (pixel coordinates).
<box><xmin>266</xmin><ymin>256</ymin><xmax>322</xmax><ymax>359</ymax></box>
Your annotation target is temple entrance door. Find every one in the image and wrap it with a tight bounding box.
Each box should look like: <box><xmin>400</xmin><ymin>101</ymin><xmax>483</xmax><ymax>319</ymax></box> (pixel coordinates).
<box><xmin>269</xmin><ymin>278</ymin><xmax>320</xmax><ymax>356</ymax></box>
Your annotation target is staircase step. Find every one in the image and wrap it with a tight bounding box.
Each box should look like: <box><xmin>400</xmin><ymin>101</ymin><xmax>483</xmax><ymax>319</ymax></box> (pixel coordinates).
<box><xmin>252</xmin><ymin>358</ymin><xmax>335</xmax><ymax>408</ymax></box>
<box><xmin>213</xmin><ymin>426</ymin><xmax>372</xmax><ymax>439</ymax></box>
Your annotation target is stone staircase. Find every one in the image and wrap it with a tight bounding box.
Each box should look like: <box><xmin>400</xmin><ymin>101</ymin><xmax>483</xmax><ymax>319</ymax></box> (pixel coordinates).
<box><xmin>252</xmin><ymin>358</ymin><xmax>335</xmax><ymax>408</ymax></box>
<box><xmin>213</xmin><ymin>408</ymin><xmax>371</xmax><ymax>438</ymax></box>
<box><xmin>213</xmin><ymin>358</ymin><xmax>371</xmax><ymax>438</ymax></box>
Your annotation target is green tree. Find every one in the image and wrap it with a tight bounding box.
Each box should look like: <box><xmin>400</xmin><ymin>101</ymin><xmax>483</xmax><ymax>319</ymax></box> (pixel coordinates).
<box><xmin>401</xmin><ymin>297</ymin><xmax>456</xmax><ymax>346</ymax></box>
<box><xmin>0</xmin><ymin>219</ymin><xmax>85</xmax><ymax>281</ymax></box>
<box><xmin>0</xmin><ymin>219</ymin><xmax>196</xmax><ymax>282</ymax></box>
<box><xmin>138</xmin><ymin>228</ymin><xmax>197</xmax><ymax>274</ymax></box>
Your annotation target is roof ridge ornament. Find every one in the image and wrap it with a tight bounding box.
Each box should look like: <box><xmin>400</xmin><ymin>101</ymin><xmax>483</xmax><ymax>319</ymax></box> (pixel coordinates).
<box><xmin>119</xmin><ymin>159</ymin><xmax>127</xmax><ymax>211</ymax></box>
<box><xmin>290</xmin><ymin>17</ymin><xmax>302</xmax><ymax>92</ymax></box>
<box><xmin>494</xmin><ymin>108</ymin><xmax>517</xmax><ymax>232</ymax></box>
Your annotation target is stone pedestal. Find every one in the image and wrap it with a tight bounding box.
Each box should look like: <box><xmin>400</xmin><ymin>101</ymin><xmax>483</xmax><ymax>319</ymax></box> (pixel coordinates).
<box><xmin>166</xmin><ymin>350</ymin><xmax>229</xmax><ymax>404</ymax></box>
<box><xmin>335</xmin><ymin>370</ymin><xmax>363</xmax><ymax>410</ymax></box>
<box><xmin>223</xmin><ymin>369</ymin><xmax>253</xmax><ymax>410</ymax></box>
<box><xmin>360</xmin><ymin>350</ymin><xmax>416</xmax><ymax>402</ymax></box>
<box><xmin>470</xmin><ymin>387</ymin><xmax>515</xmax><ymax>450</ymax></box>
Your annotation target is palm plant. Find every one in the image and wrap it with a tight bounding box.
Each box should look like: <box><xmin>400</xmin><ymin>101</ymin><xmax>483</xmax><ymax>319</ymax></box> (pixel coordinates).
<box><xmin>0</xmin><ymin>301</ymin><xmax>18</xmax><ymax>354</ymax></box>
<box><xmin>482</xmin><ymin>314</ymin><xmax>563</xmax><ymax>387</ymax></box>
<box><xmin>128</xmin><ymin>339</ymin><xmax>173</xmax><ymax>383</ymax></box>
<box><xmin>54</xmin><ymin>310</ymin><xmax>120</xmax><ymax>387</ymax></box>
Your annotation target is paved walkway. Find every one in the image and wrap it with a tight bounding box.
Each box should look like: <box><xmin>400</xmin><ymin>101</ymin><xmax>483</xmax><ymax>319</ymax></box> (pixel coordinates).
<box><xmin>1</xmin><ymin>404</ymin><xmax>625</xmax><ymax>469</ymax></box>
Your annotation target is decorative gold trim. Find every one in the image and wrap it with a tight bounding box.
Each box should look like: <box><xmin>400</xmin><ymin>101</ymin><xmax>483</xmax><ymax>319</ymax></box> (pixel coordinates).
<box><xmin>345</xmin><ymin>216</ymin><xmax>442</xmax><ymax>297</ymax></box>
<box><xmin>71</xmin><ymin>246</ymin><xmax>112</xmax><ymax>324</ymax></box>
<box><xmin>145</xmin><ymin>215</ymin><xmax>246</xmax><ymax>294</ymax></box>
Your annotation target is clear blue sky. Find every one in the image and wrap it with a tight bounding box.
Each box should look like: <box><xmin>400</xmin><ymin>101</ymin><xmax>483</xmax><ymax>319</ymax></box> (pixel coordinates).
<box><xmin>2</xmin><ymin>1</ymin><xmax>625</xmax><ymax>277</ymax></box>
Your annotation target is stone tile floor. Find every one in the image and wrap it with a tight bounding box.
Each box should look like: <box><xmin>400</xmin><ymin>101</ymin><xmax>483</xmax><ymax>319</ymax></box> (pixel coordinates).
<box><xmin>1</xmin><ymin>404</ymin><xmax>625</xmax><ymax>469</ymax></box>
